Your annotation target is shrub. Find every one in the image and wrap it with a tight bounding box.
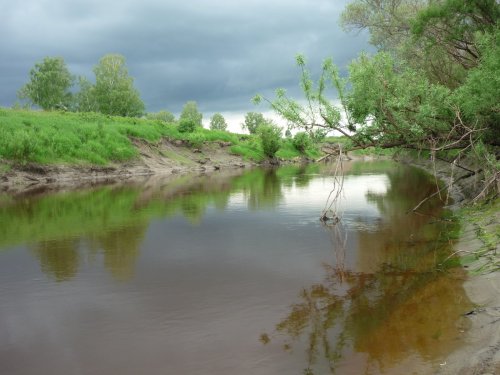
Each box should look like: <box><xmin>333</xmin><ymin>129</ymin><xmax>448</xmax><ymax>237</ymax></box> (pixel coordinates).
<box><xmin>177</xmin><ymin>118</ymin><xmax>197</xmax><ymax>133</ymax></box>
<box><xmin>186</xmin><ymin>132</ymin><xmax>205</xmax><ymax>148</ymax></box>
<box><xmin>146</xmin><ymin>110</ymin><xmax>175</xmax><ymax>123</ymax></box>
<box><xmin>292</xmin><ymin>132</ymin><xmax>312</xmax><ymax>153</ymax></box>
<box><xmin>258</xmin><ymin>123</ymin><xmax>282</xmax><ymax>158</ymax></box>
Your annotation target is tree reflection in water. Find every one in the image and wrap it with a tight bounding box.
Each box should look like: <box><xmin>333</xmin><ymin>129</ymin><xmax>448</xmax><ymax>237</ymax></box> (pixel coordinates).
<box><xmin>3</xmin><ymin>166</ymin><xmax>317</xmax><ymax>282</ymax></box>
<box><xmin>31</xmin><ymin>239</ymin><xmax>80</xmax><ymax>282</ymax></box>
<box><xmin>262</xmin><ymin>164</ymin><xmax>472</xmax><ymax>374</ymax></box>
<box><xmin>266</xmin><ymin>260</ymin><xmax>471</xmax><ymax>374</ymax></box>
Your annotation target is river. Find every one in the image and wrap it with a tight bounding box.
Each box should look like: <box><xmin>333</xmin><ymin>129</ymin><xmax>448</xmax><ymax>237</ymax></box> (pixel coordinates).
<box><xmin>0</xmin><ymin>161</ymin><xmax>472</xmax><ymax>374</ymax></box>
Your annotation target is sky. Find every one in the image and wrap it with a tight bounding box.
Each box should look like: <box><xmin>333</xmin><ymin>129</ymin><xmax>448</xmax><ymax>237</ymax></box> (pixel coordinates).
<box><xmin>1</xmin><ymin>0</ymin><xmax>371</xmax><ymax>131</ymax></box>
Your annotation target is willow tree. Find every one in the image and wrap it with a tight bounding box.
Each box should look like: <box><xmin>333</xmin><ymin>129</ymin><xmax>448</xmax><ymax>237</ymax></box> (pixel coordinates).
<box><xmin>255</xmin><ymin>0</ymin><xmax>499</xmax><ymax>199</ymax></box>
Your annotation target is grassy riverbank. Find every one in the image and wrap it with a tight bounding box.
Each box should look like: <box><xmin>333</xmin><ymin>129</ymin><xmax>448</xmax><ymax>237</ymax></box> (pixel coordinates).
<box><xmin>0</xmin><ymin>108</ymin><xmax>320</xmax><ymax>166</ymax></box>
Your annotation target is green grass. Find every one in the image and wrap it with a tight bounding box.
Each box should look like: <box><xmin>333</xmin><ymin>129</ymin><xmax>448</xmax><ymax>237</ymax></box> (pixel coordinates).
<box><xmin>230</xmin><ymin>143</ymin><xmax>265</xmax><ymax>161</ymax></box>
<box><xmin>0</xmin><ymin>108</ymin><xmax>329</xmax><ymax>165</ymax></box>
<box><xmin>457</xmin><ymin>198</ymin><xmax>500</xmax><ymax>274</ymax></box>
<box><xmin>275</xmin><ymin>141</ymin><xmax>301</xmax><ymax>159</ymax></box>
<box><xmin>275</xmin><ymin>140</ymin><xmax>321</xmax><ymax>160</ymax></box>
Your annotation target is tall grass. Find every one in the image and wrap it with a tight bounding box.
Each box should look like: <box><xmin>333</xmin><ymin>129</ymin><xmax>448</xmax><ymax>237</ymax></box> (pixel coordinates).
<box><xmin>0</xmin><ymin>108</ymin><xmax>321</xmax><ymax>165</ymax></box>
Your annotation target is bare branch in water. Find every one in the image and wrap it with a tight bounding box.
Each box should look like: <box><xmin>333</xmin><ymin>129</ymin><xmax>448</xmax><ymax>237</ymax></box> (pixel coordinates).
<box><xmin>320</xmin><ymin>144</ymin><xmax>345</xmax><ymax>224</ymax></box>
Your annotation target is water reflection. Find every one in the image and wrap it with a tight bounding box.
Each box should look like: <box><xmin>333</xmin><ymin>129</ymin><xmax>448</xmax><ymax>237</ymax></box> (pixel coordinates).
<box><xmin>0</xmin><ymin>166</ymin><xmax>319</xmax><ymax>281</ymax></box>
<box><xmin>262</xmin><ymin>164</ymin><xmax>471</xmax><ymax>374</ymax></box>
<box><xmin>0</xmin><ymin>162</ymin><xmax>472</xmax><ymax>375</ymax></box>
<box><xmin>88</xmin><ymin>225</ymin><xmax>147</xmax><ymax>281</ymax></box>
<box><xmin>31</xmin><ymin>239</ymin><xmax>79</xmax><ymax>282</ymax></box>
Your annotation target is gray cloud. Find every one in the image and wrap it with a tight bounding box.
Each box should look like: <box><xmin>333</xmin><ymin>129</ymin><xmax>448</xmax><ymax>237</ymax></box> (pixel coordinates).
<box><xmin>0</xmin><ymin>0</ymin><xmax>371</xmax><ymax>114</ymax></box>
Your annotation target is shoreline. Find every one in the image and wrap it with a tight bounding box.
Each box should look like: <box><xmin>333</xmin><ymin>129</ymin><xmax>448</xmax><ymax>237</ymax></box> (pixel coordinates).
<box><xmin>0</xmin><ymin>139</ymin><xmax>257</xmax><ymax>196</ymax></box>
<box><xmin>403</xmin><ymin>156</ymin><xmax>500</xmax><ymax>375</ymax></box>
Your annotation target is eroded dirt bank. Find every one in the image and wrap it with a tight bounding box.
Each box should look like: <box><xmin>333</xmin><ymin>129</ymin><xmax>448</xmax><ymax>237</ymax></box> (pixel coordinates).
<box><xmin>0</xmin><ymin>139</ymin><xmax>256</xmax><ymax>195</ymax></box>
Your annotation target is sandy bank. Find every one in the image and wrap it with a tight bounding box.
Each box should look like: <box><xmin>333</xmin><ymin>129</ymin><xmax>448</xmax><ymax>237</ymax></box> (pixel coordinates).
<box><xmin>405</xmin><ymin>157</ymin><xmax>500</xmax><ymax>374</ymax></box>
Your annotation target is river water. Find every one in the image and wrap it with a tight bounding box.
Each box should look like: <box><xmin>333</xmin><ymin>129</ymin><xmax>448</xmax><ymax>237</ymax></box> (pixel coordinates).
<box><xmin>0</xmin><ymin>161</ymin><xmax>472</xmax><ymax>374</ymax></box>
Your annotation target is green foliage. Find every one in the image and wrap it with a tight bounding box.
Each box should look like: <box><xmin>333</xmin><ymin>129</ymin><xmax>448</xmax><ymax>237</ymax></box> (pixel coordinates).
<box><xmin>93</xmin><ymin>54</ymin><xmax>145</xmax><ymax>117</ymax></box>
<box><xmin>177</xmin><ymin>118</ymin><xmax>197</xmax><ymax>133</ymax></box>
<box><xmin>230</xmin><ymin>143</ymin><xmax>265</xmax><ymax>162</ymax></box>
<box><xmin>196</xmin><ymin>128</ymin><xmax>238</xmax><ymax>144</ymax></box>
<box><xmin>18</xmin><ymin>57</ymin><xmax>74</xmax><ymax>110</ymax></box>
<box><xmin>209</xmin><ymin>113</ymin><xmax>228</xmax><ymax>131</ymax></box>
<box><xmin>411</xmin><ymin>0</ymin><xmax>499</xmax><ymax>70</ymax></box>
<box><xmin>0</xmin><ymin>110</ymin><xmax>142</xmax><ymax>164</ymax></box>
<box><xmin>455</xmin><ymin>199</ymin><xmax>500</xmax><ymax>274</ymax></box>
<box><xmin>258</xmin><ymin>123</ymin><xmax>282</xmax><ymax>158</ymax></box>
<box><xmin>347</xmin><ymin>52</ymin><xmax>454</xmax><ymax>146</ymax></box>
<box><xmin>185</xmin><ymin>132</ymin><xmax>204</xmax><ymax>148</ymax></box>
<box><xmin>453</xmin><ymin>30</ymin><xmax>500</xmax><ymax>145</ymax></box>
<box><xmin>74</xmin><ymin>76</ymin><xmax>97</xmax><ymax>112</ymax></box>
<box><xmin>341</xmin><ymin>0</ymin><xmax>424</xmax><ymax>51</ymax></box>
<box><xmin>0</xmin><ymin>109</ymin><xmax>270</xmax><ymax>165</ymax></box>
<box><xmin>257</xmin><ymin>0</ymin><xmax>498</xmax><ymax>201</ymax></box>
<box><xmin>180</xmin><ymin>101</ymin><xmax>203</xmax><ymax>127</ymax></box>
<box><xmin>275</xmin><ymin>140</ymin><xmax>301</xmax><ymax>159</ymax></box>
<box><xmin>146</xmin><ymin>110</ymin><xmax>176</xmax><ymax>123</ymax></box>
<box><xmin>242</xmin><ymin>112</ymin><xmax>266</xmax><ymax>134</ymax></box>
<box><xmin>255</xmin><ymin>56</ymin><xmax>345</xmax><ymax>138</ymax></box>
<box><xmin>292</xmin><ymin>132</ymin><xmax>312</xmax><ymax>153</ymax></box>
<box><xmin>339</xmin><ymin>0</ymin><xmax>497</xmax><ymax>88</ymax></box>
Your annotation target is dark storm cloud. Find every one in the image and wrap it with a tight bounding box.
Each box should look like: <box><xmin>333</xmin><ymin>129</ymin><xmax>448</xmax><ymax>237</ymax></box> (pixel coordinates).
<box><xmin>0</xmin><ymin>0</ymin><xmax>371</xmax><ymax>113</ymax></box>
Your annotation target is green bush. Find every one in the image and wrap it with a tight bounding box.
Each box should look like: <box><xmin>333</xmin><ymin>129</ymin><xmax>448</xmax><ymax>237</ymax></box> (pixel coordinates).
<box><xmin>186</xmin><ymin>132</ymin><xmax>205</xmax><ymax>148</ymax></box>
<box><xmin>292</xmin><ymin>132</ymin><xmax>312</xmax><ymax>153</ymax></box>
<box><xmin>258</xmin><ymin>124</ymin><xmax>282</xmax><ymax>158</ymax></box>
<box><xmin>177</xmin><ymin>118</ymin><xmax>197</xmax><ymax>133</ymax></box>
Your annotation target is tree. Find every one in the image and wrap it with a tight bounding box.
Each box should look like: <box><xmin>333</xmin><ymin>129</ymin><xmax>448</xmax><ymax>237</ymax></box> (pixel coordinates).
<box><xmin>210</xmin><ymin>113</ymin><xmax>228</xmax><ymax>131</ymax></box>
<box><xmin>74</xmin><ymin>76</ymin><xmax>97</xmax><ymax>112</ymax></box>
<box><xmin>242</xmin><ymin>112</ymin><xmax>266</xmax><ymax>134</ymax></box>
<box><xmin>93</xmin><ymin>54</ymin><xmax>145</xmax><ymax>117</ymax></box>
<box><xmin>146</xmin><ymin>110</ymin><xmax>176</xmax><ymax>123</ymax></box>
<box><xmin>180</xmin><ymin>101</ymin><xmax>203</xmax><ymax>127</ymax></box>
<box><xmin>340</xmin><ymin>0</ymin><xmax>467</xmax><ymax>88</ymax></box>
<box><xmin>18</xmin><ymin>57</ymin><xmax>74</xmax><ymax>110</ymax></box>
<box><xmin>412</xmin><ymin>0</ymin><xmax>499</xmax><ymax>70</ymax></box>
<box><xmin>254</xmin><ymin>0</ymin><xmax>498</xmax><ymax>201</ymax></box>
<box><xmin>340</xmin><ymin>0</ymin><xmax>425</xmax><ymax>52</ymax></box>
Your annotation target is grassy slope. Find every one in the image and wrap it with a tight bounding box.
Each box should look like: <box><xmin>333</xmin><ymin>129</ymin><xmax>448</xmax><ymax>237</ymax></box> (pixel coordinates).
<box><xmin>0</xmin><ymin>109</ymin><xmax>238</xmax><ymax>165</ymax></box>
<box><xmin>0</xmin><ymin>108</ymin><xmax>319</xmax><ymax>166</ymax></box>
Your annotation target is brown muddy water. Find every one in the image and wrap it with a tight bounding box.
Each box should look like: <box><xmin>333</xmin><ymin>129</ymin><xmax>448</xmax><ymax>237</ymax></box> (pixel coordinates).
<box><xmin>0</xmin><ymin>161</ymin><xmax>472</xmax><ymax>375</ymax></box>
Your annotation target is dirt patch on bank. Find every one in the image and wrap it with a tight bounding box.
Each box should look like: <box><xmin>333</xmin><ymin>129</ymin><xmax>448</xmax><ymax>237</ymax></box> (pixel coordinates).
<box><xmin>0</xmin><ymin>139</ymin><xmax>255</xmax><ymax>195</ymax></box>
